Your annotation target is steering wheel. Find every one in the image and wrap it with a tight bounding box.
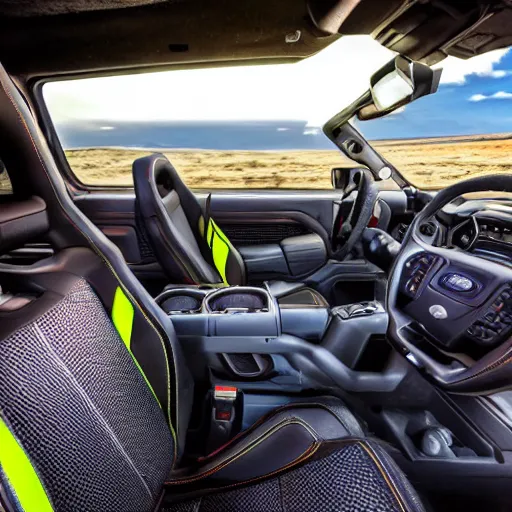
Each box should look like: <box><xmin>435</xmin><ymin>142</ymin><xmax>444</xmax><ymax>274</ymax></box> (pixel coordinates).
<box><xmin>388</xmin><ymin>175</ymin><xmax>512</xmax><ymax>394</ymax></box>
<box><xmin>332</xmin><ymin>169</ymin><xmax>378</xmax><ymax>260</ymax></box>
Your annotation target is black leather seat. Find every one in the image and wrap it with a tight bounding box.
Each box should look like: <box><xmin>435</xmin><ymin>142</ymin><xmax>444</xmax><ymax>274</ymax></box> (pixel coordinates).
<box><xmin>132</xmin><ymin>153</ymin><xmax>330</xmax><ymax>306</ymax></box>
<box><xmin>133</xmin><ymin>154</ymin><xmax>247</xmax><ymax>286</ymax></box>
<box><xmin>0</xmin><ymin>65</ymin><xmax>425</xmax><ymax>512</ymax></box>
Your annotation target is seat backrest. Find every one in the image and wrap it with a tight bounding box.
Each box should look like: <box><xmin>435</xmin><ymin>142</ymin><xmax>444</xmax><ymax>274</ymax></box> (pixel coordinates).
<box><xmin>0</xmin><ymin>65</ymin><xmax>193</xmax><ymax>511</ymax></box>
<box><xmin>133</xmin><ymin>154</ymin><xmax>246</xmax><ymax>285</ymax></box>
<box><xmin>0</xmin><ymin>264</ymin><xmax>174</xmax><ymax>512</ymax></box>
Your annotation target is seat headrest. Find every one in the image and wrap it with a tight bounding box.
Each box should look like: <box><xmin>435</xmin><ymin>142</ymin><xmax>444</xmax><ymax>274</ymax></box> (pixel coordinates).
<box><xmin>0</xmin><ymin>196</ymin><xmax>48</xmax><ymax>252</ymax></box>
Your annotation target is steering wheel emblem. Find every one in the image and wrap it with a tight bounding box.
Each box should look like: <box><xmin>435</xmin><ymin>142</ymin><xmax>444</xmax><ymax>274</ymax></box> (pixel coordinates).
<box><xmin>429</xmin><ymin>305</ymin><xmax>448</xmax><ymax>320</ymax></box>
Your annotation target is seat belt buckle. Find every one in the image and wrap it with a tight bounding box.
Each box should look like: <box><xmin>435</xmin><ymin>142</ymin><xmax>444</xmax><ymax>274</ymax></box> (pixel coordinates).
<box><xmin>207</xmin><ymin>386</ymin><xmax>239</xmax><ymax>453</ymax></box>
<box><xmin>213</xmin><ymin>385</ymin><xmax>237</xmax><ymax>421</ymax></box>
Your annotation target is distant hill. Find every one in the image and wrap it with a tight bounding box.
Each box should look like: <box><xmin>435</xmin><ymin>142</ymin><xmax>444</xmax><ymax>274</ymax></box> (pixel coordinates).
<box><xmin>56</xmin><ymin>120</ymin><xmax>335</xmax><ymax>151</ymax></box>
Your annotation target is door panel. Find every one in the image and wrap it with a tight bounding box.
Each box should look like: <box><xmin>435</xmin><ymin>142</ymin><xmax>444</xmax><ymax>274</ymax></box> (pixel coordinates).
<box><xmin>74</xmin><ymin>188</ymin><xmax>408</xmax><ymax>297</ymax></box>
<box><xmin>205</xmin><ymin>191</ymin><xmax>339</xmax><ymax>234</ymax></box>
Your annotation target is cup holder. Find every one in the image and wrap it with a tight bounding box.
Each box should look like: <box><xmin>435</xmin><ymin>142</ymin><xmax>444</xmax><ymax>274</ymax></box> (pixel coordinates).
<box><xmin>205</xmin><ymin>287</ymin><xmax>271</xmax><ymax>314</ymax></box>
<box><xmin>156</xmin><ymin>288</ymin><xmax>208</xmax><ymax>315</ymax></box>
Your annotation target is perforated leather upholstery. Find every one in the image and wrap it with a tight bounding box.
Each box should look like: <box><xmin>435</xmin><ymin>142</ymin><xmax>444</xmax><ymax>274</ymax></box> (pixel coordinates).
<box><xmin>163</xmin><ymin>439</ymin><xmax>425</xmax><ymax>512</ymax></box>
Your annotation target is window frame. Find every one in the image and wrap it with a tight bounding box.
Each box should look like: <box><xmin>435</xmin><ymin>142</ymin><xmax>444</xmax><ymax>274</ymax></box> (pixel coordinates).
<box><xmin>32</xmin><ymin>63</ymin><xmax>342</xmax><ymax>193</ymax></box>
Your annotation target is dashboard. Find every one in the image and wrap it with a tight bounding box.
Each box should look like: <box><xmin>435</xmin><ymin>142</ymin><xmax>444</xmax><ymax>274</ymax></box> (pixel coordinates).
<box><xmin>392</xmin><ymin>196</ymin><xmax>512</xmax><ymax>266</ymax></box>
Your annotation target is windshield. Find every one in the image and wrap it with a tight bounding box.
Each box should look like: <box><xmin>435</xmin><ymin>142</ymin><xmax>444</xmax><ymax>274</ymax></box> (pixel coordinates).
<box><xmin>43</xmin><ymin>35</ymin><xmax>511</xmax><ymax>190</ymax></box>
<box><xmin>354</xmin><ymin>45</ymin><xmax>512</xmax><ymax>189</ymax></box>
<box><xmin>43</xmin><ymin>36</ymin><xmax>393</xmax><ymax>189</ymax></box>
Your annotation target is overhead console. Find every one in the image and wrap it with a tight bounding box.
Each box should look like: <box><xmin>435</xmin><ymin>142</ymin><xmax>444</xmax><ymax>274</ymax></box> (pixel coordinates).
<box><xmin>370</xmin><ymin>0</ymin><xmax>512</xmax><ymax>64</ymax></box>
<box><xmin>307</xmin><ymin>0</ymin><xmax>512</xmax><ymax>64</ymax></box>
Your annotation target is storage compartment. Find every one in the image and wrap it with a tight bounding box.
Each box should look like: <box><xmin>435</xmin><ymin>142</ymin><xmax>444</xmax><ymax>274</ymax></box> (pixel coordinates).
<box><xmin>238</xmin><ymin>244</ymin><xmax>290</xmax><ymax>281</ymax></box>
<box><xmin>279</xmin><ymin>292</ymin><xmax>330</xmax><ymax>343</ymax></box>
<box><xmin>322</xmin><ymin>302</ymin><xmax>388</xmax><ymax>368</ymax></box>
<box><xmin>205</xmin><ymin>287</ymin><xmax>278</xmax><ymax>337</ymax></box>
<box><xmin>238</xmin><ymin>234</ymin><xmax>327</xmax><ymax>282</ymax></box>
<box><xmin>167</xmin><ymin>286</ymin><xmax>280</xmax><ymax>338</ymax></box>
<box><xmin>381</xmin><ymin>393</ymin><xmax>496</xmax><ymax>462</ymax></box>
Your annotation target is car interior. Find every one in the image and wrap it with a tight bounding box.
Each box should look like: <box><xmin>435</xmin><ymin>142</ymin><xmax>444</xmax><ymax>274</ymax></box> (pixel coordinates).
<box><xmin>2</xmin><ymin>1</ymin><xmax>512</xmax><ymax>511</ymax></box>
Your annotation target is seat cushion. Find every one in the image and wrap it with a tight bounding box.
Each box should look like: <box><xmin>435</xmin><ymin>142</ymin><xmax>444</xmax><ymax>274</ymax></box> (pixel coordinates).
<box><xmin>162</xmin><ymin>438</ymin><xmax>425</xmax><ymax>511</ymax></box>
<box><xmin>166</xmin><ymin>397</ymin><xmax>365</xmax><ymax>495</ymax></box>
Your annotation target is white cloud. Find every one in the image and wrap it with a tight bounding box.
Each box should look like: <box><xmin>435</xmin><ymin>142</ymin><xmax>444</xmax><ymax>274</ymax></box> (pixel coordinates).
<box><xmin>43</xmin><ymin>36</ymin><xmax>512</xmax><ymax>127</ymax></box>
<box><xmin>490</xmin><ymin>70</ymin><xmax>509</xmax><ymax>78</ymax></box>
<box><xmin>43</xmin><ymin>35</ymin><xmax>395</xmax><ymax>127</ymax></box>
<box><xmin>437</xmin><ymin>48</ymin><xmax>510</xmax><ymax>84</ymax></box>
<box><xmin>494</xmin><ymin>91</ymin><xmax>512</xmax><ymax>99</ymax></box>
<box><xmin>469</xmin><ymin>90</ymin><xmax>512</xmax><ymax>102</ymax></box>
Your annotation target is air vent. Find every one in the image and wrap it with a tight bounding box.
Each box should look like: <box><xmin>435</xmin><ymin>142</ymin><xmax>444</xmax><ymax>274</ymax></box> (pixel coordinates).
<box><xmin>403</xmin><ymin>253</ymin><xmax>439</xmax><ymax>298</ymax></box>
<box><xmin>345</xmin><ymin>139</ymin><xmax>363</xmax><ymax>155</ymax></box>
<box><xmin>396</xmin><ymin>223</ymin><xmax>409</xmax><ymax>242</ymax></box>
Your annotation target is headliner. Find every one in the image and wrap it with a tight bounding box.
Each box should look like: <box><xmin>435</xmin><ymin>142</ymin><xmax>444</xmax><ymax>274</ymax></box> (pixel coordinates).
<box><xmin>0</xmin><ymin>0</ymin><xmax>511</xmax><ymax>79</ymax></box>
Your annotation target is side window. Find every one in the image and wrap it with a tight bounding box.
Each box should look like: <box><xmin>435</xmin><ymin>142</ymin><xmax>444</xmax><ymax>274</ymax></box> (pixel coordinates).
<box><xmin>0</xmin><ymin>161</ymin><xmax>13</xmax><ymax>194</ymax></box>
<box><xmin>41</xmin><ymin>37</ymin><xmax>392</xmax><ymax>190</ymax></box>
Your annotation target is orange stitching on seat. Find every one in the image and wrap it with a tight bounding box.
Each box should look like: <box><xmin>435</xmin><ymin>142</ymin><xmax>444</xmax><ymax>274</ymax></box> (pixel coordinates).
<box><xmin>167</xmin><ymin>442</ymin><xmax>320</xmax><ymax>500</ymax></box>
<box><xmin>167</xmin><ymin>418</ymin><xmax>318</xmax><ymax>485</ymax></box>
<box><xmin>358</xmin><ymin>441</ymin><xmax>408</xmax><ymax>512</ymax></box>
<box><xmin>195</xmin><ymin>400</ymin><xmax>349</xmax><ymax>464</ymax></box>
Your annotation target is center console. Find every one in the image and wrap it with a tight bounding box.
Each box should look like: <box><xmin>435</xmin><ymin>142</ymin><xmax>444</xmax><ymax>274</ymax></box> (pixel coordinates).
<box><xmin>155</xmin><ymin>284</ymin><xmax>407</xmax><ymax>393</ymax></box>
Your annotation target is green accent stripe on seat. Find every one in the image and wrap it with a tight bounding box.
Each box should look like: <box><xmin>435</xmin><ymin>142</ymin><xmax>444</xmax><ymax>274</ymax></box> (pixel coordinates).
<box><xmin>112</xmin><ymin>286</ymin><xmax>134</xmax><ymax>350</ymax></box>
<box><xmin>207</xmin><ymin>218</ymin><xmax>214</xmax><ymax>247</ymax></box>
<box><xmin>0</xmin><ymin>417</ymin><xmax>53</xmax><ymax>512</ymax></box>
<box><xmin>111</xmin><ymin>287</ymin><xmax>161</xmax><ymax>408</ymax></box>
<box><xmin>206</xmin><ymin>219</ymin><xmax>230</xmax><ymax>285</ymax></box>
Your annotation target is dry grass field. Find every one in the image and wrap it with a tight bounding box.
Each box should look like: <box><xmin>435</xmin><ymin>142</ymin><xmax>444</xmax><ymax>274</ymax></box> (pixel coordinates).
<box><xmin>3</xmin><ymin>136</ymin><xmax>511</xmax><ymax>191</ymax></box>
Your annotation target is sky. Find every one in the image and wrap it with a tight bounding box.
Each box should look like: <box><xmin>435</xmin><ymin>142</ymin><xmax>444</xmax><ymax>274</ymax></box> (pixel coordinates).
<box><xmin>43</xmin><ymin>35</ymin><xmax>512</xmax><ymax>141</ymax></box>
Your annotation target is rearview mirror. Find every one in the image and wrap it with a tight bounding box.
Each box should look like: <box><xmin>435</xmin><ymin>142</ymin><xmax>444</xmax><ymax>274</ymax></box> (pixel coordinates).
<box><xmin>358</xmin><ymin>55</ymin><xmax>442</xmax><ymax>120</ymax></box>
